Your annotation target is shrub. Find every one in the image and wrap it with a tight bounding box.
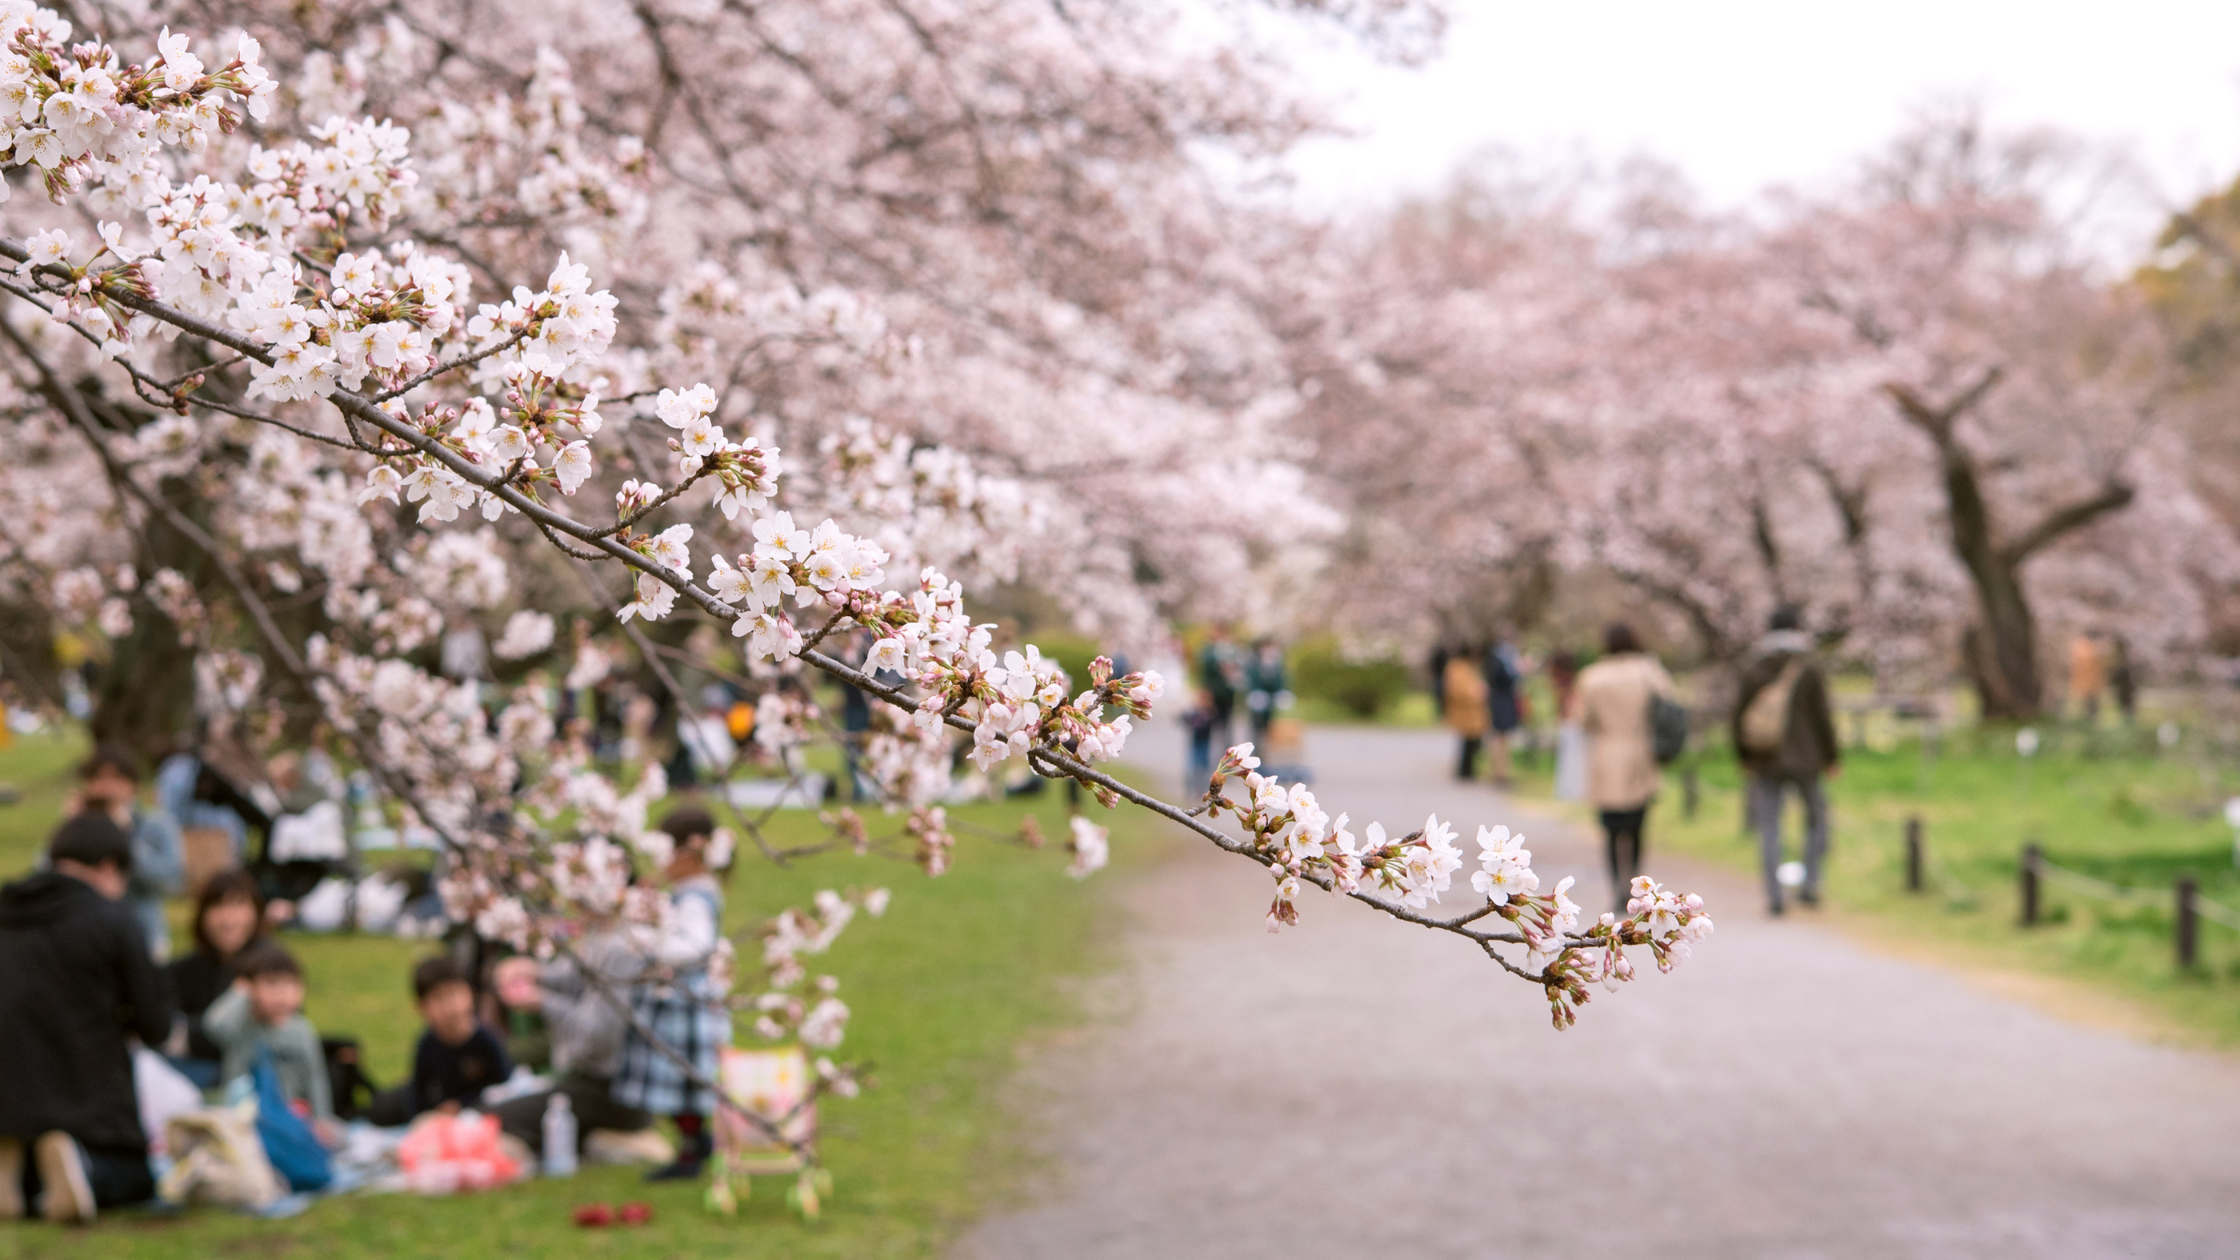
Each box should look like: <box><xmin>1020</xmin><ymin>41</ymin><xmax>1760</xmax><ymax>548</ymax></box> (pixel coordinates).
<box><xmin>1290</xmin><ymin>636</ymin><xmax>1412</xmax><ymax>719</ymax></box>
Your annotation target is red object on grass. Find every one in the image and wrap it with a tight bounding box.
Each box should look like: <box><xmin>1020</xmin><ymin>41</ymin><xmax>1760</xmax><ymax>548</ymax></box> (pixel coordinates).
<box><xmin>572</xmin><ymin>1203</ymin><xmax>614</xmax><ymax>1227</ymax></box>
<box><xmin>618</xmin><ymin>1202</ymin><xmax>654</xmax><ymax>1225</ymax></box>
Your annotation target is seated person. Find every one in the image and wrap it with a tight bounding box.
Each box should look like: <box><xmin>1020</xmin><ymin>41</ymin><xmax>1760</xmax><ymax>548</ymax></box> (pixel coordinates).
<box><xmin>66</xmin><ymin>744</ymin><xmax>183</xmax><ymax>963</ymax></box>
<box><xmin>491</xmin><ymin>932</ymin><xmax>656</xmax><ymax>1158</ymax></box>
<box><xmin>369</xmin><ymin>957</ymin><xmax>513</xmax><ymax>1124</ymax></box>
<box><xmin>491</xmin><ymin>956</ymin><xmax>551</xmax><ymax>1073</ymax></box>
<box><xmin>164</xmin><ymin>870</ymin><xmax>267</xmax><ymax>1085</ymax></box>
<box><xmin>202</xmin><ymin>942</ymin><xmax>337</xmax><ymax>1141</ymax></box>
<box><xmin>0</xmin><ymin>814</ymin><xmax>174</xmax><ymax>1222</ymax></box>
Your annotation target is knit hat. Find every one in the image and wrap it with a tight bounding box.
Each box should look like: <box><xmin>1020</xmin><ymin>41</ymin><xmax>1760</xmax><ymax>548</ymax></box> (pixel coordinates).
<box><xmin>48</xmin><ymin>812</ymin><xmax>133</xmax><ymax>872</ymax></box>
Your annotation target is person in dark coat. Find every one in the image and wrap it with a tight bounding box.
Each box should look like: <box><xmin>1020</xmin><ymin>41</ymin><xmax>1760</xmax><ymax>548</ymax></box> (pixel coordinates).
<box><xmin>1243</xmin><ymin>638</ymin><xmax>1289</xmax><ymax>743</ymax></box>
<box><xmin>1731</xmin><ymin>606</ymin><xmax>1841</xmax><ymax>915</ymax></box>
<box><xmin>1483</xmin><ymin>637</ymin><xmax>1524</xmax><ymax>787</ymax></box>
<box><xmin>0</xmin><ymin>813</ymin><xmax>175</xmax><ymax>1222</ymax></box>
<box><xmin>1196</xmin><ymin>626</ymin><xmax>1244</xmax><ymax>751</ymax></box>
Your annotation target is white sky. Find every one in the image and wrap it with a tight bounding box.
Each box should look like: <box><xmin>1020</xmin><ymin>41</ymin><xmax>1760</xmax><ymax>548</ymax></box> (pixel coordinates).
<box><xmin>1281</xmin><ymin>0</ymin><xmax>2240</xmax><ymax>237</ymax></box>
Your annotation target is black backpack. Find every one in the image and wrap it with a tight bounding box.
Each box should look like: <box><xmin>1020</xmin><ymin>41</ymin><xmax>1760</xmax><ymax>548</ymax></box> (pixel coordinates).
<box><xmin>1650</xmin><ymin>693</ymin><xmax>1690</xmax><ymax>765</ymax></box>
<box><xmin>323</xmin><ymin>1036</ymin><xmax>377</xmax><ymax>1121</ymax></box>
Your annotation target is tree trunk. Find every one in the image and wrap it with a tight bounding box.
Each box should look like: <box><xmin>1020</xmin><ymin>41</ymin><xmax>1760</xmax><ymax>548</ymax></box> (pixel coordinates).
<box><xmin>1939</xmin><ymin>445</ymin><xmax>2040</xmax><ymax>719</ymax></box>
<box><xmin>1885</xmin><ymin>373</ymin><xmax>2135</xmax><ymax>722</ymax></box>
<box><xmin>89</xmin><ymin>481</ymin><xmax>210</xmax><ymax>769</ymax></box>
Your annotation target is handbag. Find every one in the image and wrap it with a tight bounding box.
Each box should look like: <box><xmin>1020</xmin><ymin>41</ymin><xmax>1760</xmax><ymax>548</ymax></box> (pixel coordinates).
<box><xmin>1649</xmin><ymin>692</ymin><xmax>1690</xmax><ymax>765</ymax></box>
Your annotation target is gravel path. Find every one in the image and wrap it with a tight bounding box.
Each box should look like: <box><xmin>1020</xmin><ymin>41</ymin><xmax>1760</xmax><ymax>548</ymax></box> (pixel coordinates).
<box><xmin>957</xmin><ymin>722</ymin><xmax>2240</xmax><ymax>1260</ymax></box>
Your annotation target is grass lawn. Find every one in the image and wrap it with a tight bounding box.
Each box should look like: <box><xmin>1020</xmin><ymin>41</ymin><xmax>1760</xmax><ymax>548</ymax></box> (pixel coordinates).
<box><xmin>0</xmin><ymin>725</ymin><xmax>1168</xmax><ymax>1259</ymax></box>
<box><xmin>1516</xmin><ymin>717</ymin><xmax>2240</xmax><ymax>1047</ymax></box>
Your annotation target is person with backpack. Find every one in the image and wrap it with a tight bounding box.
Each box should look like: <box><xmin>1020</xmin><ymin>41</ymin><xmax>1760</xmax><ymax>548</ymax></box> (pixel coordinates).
<box><xmin>1732</xmin><ymin>606</ymin><xmax>1840</xmax><ymax>915</ymax></box>
<box><xmin>1576</xmin><ymin>623</ymin><xmax>1676</xmax><ymax>913</ymax></box>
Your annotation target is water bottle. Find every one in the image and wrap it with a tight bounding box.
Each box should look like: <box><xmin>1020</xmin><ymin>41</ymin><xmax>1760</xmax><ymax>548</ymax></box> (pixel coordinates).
<box><xmin>542</xmin><ymin>1093</ymin><xmax>578</xmax><ymax>1177</ymax></box>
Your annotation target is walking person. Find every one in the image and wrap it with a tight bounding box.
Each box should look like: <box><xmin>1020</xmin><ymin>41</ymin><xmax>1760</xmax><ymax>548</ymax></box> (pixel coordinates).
<box><xmin>1244</xmin><ymin>638</ymin><xmax>1289</xmax><ymax>745</ymax></box>
<box><xmin>1483</xmin><ymin>636</ymin><xmax>1523</xmax><ymax>788</ymax></box>
<box><xmin>1183</xmin><ymin>687</ymin><xmax>1218</xmax><ymax>785</ymax></box>
<box><xmin>1441</xmin><ymin>646</ymin><xmax>1490</xmax><ymax>781</ymax></box>
<box><xmin>2067</xmin><ymin>631</ymin><xmax>2106</xmax><ymax>726</ymax></box>
<box><xmin>0</xmin><ymin>814</ymin><xmax>175</xmax><ymax>1222</ymax></box>
<box><xmin>1576</xmin><ymin>623</ymin><xmax>1674</xmax><ymax>913</ymax></box>
<box><xmin>1196</xmin><ymin>626</ymin><xmax>1244</xmax><ymax>751</ymax></box>
<box><xmin>2108</xmin><ymin>635</ymin><xmax>2139</xmax><ymax>727</ymax></box>
<box><xmin>1732</xmin><ymin>607</ymin><xmax>1840</xmax><ymax>916</ymax></box>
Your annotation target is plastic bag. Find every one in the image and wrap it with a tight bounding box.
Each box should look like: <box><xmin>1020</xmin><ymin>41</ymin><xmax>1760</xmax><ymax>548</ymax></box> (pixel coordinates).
<box><xmin>134</xmin><ymin>1047</ymin><xmax>203</xmax><ymax>1157</ymax></box>
<box><xmin>354</xmin><ymin>874</ymin><xmax>409</xmax><ymax>933</ymax></box>
<box><xmin>271</xmin><ymin>800</ymin><xmax>349</xmax><ymax>861</ymax></box>
<box><xmin>293</xmin><ymin>876</ymin><xmax>352</xmax><ymax>932</ymax></box>
<box><xmin>396</xmin><ymin>1110</ymin><xmax>524</xmax><ymax>1194</ymax></box>
<box><xmin>160</xmin><ymin>1105</ymin><xmax>287</xmax><ymax>1211</ymax></box>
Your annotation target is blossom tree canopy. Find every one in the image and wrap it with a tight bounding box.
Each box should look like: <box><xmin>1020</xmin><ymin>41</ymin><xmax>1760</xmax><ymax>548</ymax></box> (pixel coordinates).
<box><xmin>1295</xmin><ymin>119</ymin><xmax>2240</xmax><ymax>713</ymax></box>
<box><xmin>0</xmin><ymin>2</ymin><xmax>1712</xmax><ymax>1173</ymax></box>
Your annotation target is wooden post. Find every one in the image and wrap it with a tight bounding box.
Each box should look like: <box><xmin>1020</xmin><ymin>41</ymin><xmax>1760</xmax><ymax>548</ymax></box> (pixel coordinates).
<box><xmin>1682</xmin><ymin>765</ymin><xmax>1700</xmax><ymax>820</ymax></box>
<box><xmin>2020</xmin><ymin>843</ymin><xmax>2041</xmax><ymax>927</ymax></box>
<box><xmin>1904</xmin><ymin>816</ymin><xmax>1923</xmax><ymax>893</ymax></box>
<box><xmin>2177</xmin><ymin>877</ymin><xmax>2199</xmax><ymax>970</ymax></box>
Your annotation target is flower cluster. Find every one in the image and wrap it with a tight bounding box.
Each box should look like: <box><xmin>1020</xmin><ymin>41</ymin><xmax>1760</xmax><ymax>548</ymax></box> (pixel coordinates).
<box><xmin>1195</xmin><ymin>740</ymin><xmax>1713</xmax><ymax>1026</ymax></box>
<box><xmin>0</xmin><ymin>12</ymin><xmax>271</xmax><ymax>203</ymax></box>
<box><xmin>748</xmin><ymin>887</ymin><xmax>887</xmax><ymax>1052</ymax></box>
<box><xmin>1531</xmin><ymin>878</ymin><xmax>1714</xmax><ymax>1029</ymax></box>
<box><xmin>702</xmin><ymin>508</ymin><xmax>891</xmax><ymax>656</ymax></box>
<box><xmin>1066</xmin><ymin>815</ymin><xmax>1110</xmax><ymax>879</ymax></box>
<box><xmin>907</xmin><ymin>805</ymin><xmax>954</xmax><ymax>877</ymax></box>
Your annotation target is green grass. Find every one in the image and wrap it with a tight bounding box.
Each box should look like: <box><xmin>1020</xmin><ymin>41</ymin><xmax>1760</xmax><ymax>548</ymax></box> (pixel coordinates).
<box><xmin>1287</xmin><ymin>690</ymin><xmax>1438</xmax><ymax>728</ymax></box>
<box><xmin>1615</xmin><ymin>721</ymin><xmax>2240</xmax><ymax>1045</ymax></box>
<box><xmin>0</xmin><ymin>726</ymin><xmax>1166</xmax><ymax>1258</ymax></box>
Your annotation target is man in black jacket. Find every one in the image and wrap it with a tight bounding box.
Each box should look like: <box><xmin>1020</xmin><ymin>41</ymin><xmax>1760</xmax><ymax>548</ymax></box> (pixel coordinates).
<box><xmin>0</xmin><ymin>813</ymin><xmax>174</xmax><ymax>1223</ymax></box>
<box><xmin>1731</xmin><ymin>607</ymin><xmax>1841</xmax><ymax>915</ymax></box>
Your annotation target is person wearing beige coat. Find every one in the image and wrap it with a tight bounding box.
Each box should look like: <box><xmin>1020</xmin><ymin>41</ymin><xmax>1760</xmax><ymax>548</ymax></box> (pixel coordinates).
<box><xmin>1575</xmin><ymin>623</ymin><xmax>1674</xmax><ymax>911</ymax></box>
<box><xmin>1441</xmin><ymin>653</ymin><xmax>1490</xmax><ymax>781</ymax></box>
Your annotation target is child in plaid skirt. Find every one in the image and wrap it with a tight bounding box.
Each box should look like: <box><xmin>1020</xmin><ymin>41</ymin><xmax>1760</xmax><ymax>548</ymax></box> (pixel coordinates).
<box><xmin>614</xmin><ymin>806</ymin><xmax>732</xmax><ymax>1181</ymax></box>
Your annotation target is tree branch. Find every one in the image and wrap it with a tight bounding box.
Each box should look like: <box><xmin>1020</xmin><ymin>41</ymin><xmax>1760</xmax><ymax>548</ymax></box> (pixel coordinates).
<box><xmin>2002</xmin><ymin>480</ymin><xmax>2136</xmax><ymax>564</ymax></box>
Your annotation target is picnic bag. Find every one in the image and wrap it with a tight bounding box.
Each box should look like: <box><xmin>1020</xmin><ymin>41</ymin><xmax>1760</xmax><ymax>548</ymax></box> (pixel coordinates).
<box><xmin>160</xmin><ymin>1105</ymin><xmax>288</xmax><ymax>1210</ymax></box>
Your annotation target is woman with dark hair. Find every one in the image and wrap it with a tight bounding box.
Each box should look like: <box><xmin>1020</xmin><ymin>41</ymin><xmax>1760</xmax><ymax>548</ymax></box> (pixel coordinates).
<box><xmin>1575</xmin><ymin>622</ymin><xmax>1675</xmax><ymax>912</ymax></box>
<box><xmin>165</xmin><ymin>869</ymin><xmax>267</xmax><ymax>1084</ymax></box>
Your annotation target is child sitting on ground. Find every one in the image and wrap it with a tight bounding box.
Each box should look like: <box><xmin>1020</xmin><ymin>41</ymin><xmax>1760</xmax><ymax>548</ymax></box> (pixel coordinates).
<box><xmin>614</xmin><ymin>806</ymin><xmax>732</xmax><ymax>1181</ymax></box>
<box><xmin>371</xmin><ymin>957</ymin><xmax>514</xmax><ymax>1124</ymax></box>
<box><xmin>202</xmin><ymin>941</ymin><xmax>337</xmax><ymax>1142</ymax></box>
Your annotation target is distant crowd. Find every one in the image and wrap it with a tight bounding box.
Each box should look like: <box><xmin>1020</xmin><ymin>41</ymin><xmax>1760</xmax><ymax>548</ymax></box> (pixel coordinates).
<box><xmin>1434</xmin><ymin>611</ymin><xmax>1840</xmax><ymax>918</ymax></box>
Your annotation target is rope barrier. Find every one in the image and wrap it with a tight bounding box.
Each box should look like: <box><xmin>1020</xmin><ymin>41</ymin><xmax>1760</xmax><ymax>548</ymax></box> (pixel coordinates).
<box><xmin>2195</xmin><ymin>893</ymin><xmax>2240</xmax><ymax>933</ymax></box>
<box><xmin>2027</xmin><ymin>851</ymin><xmax>2240</xmax><ymax>941</ymax></box>
<box><xmin>2028</xmin><ymin>856</ymin><xmax>2170</xmax><ymax>909</ymax></box>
